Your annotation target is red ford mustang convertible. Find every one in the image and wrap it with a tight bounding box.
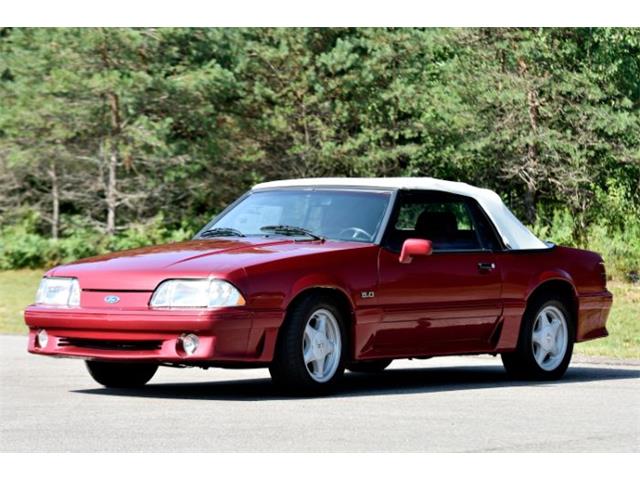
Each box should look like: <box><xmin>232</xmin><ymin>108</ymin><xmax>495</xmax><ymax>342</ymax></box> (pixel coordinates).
<box><xmin>25</xmin><ymin>178</ymin><xmax>612</xmax><ymax>394</ymax></box>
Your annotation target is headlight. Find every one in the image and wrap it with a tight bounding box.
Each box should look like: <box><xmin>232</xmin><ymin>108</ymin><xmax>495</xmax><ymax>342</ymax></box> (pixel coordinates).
<box><xmin>35</xmin><ymin>277</ymin><xmax>80</xmax><ymax>307</ymax></box>
<box><xmin>149</xmin><ymin>279</ymin><xmax>246</xmax><ymax>308</ymax></box>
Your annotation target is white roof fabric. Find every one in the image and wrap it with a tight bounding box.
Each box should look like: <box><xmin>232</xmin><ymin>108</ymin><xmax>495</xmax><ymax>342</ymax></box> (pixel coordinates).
<box><xmin>253</xmin><ymin>177</ymin><xmax>548</xmax><ymax>250</ymax></box>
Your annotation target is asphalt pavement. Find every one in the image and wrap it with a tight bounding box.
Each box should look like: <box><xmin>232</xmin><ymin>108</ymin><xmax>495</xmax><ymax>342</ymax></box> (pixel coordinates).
<box><xmin>1</xmin><ymin>334</ymin><xmax>638</xmax><ymax>452</ymax></box>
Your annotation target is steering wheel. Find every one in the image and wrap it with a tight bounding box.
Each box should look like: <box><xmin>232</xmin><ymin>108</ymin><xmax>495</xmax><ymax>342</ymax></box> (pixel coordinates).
<box><xmin>338</xmin><ymin>227</ymin><xmax>373</xmax><ymax>241</ymax></box>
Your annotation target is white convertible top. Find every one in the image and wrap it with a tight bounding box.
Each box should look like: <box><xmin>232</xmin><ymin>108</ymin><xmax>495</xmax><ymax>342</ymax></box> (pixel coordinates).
<box><xmin>253</xmin><ymin>177</ymin><xmax>548</xmax><ymax>250</ymax></box>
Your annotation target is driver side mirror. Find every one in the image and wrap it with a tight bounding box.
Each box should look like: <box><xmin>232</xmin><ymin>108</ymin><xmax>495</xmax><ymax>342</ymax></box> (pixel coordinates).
<box><xmin>399</xmin><ymin>238</ymin><xmax>433</xmax><ymax>264</ymax></box>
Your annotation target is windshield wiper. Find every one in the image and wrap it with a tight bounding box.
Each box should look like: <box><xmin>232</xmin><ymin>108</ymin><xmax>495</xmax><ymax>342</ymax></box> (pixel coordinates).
<box><xmin>200</xmin><ymin>227</ymin><xmax>246</xmax><ymax>238</ymax></box>
<box><xmin>260</xmin><ymin>225</ymin><xmax>324</xmax><ymax>241</ymax></box>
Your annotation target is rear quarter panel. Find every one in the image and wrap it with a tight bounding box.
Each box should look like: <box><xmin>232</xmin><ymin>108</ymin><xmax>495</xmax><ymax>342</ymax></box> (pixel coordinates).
<box><xmin>496</xmin><ymin>245</ymin><xmax>611</xmax><ymax>350</ymax></box>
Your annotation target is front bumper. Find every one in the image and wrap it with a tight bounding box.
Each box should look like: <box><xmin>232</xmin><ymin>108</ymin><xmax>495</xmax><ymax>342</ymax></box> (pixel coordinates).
<box><xmin>25</xmin><ymin>305</ymin><xmax>282</xmax><ymax>363</ymax></box>
<box><xmin>28</xmin><ymin>328</ymin><xmax>217</xmax><ymax>362</ymax></box>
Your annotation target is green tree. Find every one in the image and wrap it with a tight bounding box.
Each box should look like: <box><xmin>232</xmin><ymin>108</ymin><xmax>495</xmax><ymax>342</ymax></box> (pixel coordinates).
<box><xmin>1</xmin><ymin>27</ymin><xmax>639</xmax><ymax>272</ymax></box>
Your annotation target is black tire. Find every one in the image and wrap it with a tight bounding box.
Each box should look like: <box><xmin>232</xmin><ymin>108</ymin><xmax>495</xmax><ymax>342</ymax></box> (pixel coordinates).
<box><xmin>501</xmin><ymin>297</ymin><xmax>575</xmax><ymax>380</ymax></box>
<box><xmin>85</xmin><ymin>361</ymin><xmax>158</xmax><ymax>388</ymax></box>
<box><xmin>347</xmin><ymin>359</ymin><xmax>392</xmax><ymax>374</ymax></box>
<box><xmin>269</xmin><ymin>293</ymin><xmax>347</xmax><ymax>395</ymax></box>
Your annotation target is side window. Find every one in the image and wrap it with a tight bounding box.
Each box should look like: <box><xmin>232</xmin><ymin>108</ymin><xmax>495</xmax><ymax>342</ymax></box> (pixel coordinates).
<box><xmin>384</xmin><ymin>191</ymin><xmax>495</xmax><ymax>252</ymax></box>
<box><xmin>466</xmin><ymin>201</ymin><xmax>502</xmax><ymax>251</ymax></box>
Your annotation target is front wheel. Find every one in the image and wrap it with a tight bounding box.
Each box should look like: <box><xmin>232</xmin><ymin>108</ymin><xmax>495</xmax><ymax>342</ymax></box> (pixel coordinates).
<box><xmin>269</xmin><ymin>294</ymin><xmax>346</xmax><ymax>394</ymax></box>
<box><xmin>86</xmin><ymin>361</ymin><xmax>158</xmax><ymax>388</ymax></box>
<box><xmin>501</xmin><ymin>298</ymin><xmax>574</xmax><ymax>380</ymax></box>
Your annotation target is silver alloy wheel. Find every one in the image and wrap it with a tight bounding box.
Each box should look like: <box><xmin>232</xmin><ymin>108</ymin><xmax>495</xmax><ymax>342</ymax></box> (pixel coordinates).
<box><xmin>531</xmin><ymin>305</ymin><xmax>569</xmax><ymax>371</ymax></box>
<box><xmin>302</xmin><ymin>308</ymin><xmax>342</xmax><ymax>383</ymax></box>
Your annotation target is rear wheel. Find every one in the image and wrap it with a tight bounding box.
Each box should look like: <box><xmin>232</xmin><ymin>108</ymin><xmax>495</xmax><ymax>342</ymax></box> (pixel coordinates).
<box><xmin>501</xmin><ymin>298</ymin><xmax>574</xmax><ymax>380</ymax></box>
<box><xmin>269</xmin><ymin>294</ymin><xmax>346</xmax><ymax>394</ymax></box>
<box><xmin>85</xmin><ymin>361</ymin><xmax>158</xmax><ymax>388</ymax></box>
<box><xmin>347</xmin><ymin>359</ymin><xmax>392</xmax><ymax>373</ymax></box>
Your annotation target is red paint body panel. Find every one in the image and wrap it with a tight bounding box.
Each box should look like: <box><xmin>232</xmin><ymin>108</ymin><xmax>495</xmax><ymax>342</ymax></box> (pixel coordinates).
<box><xmin>367</xmin><ymin>249</ymin><xmax>502</xmax><ymax>357</ymax></box>
<box><xmin>25</xmin><ymin>234</ymin><xmax>612</xmax><ymax>365</ymax></box>
<box><xmin>496</xmin><ymin>246</ymin><xmax>612</xmax><ymax>346</ymax></box>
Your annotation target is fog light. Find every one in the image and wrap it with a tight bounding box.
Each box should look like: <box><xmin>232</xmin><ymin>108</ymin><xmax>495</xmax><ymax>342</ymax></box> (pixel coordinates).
<box><xmin>36</xmin><ymin>329</ymin><xmax>48</xmax><ymax>349</ymax></box>
<box><xmin>180</xmin><ymin>334</ymin><xmax>199</xmax><ymax>356</ymax></box>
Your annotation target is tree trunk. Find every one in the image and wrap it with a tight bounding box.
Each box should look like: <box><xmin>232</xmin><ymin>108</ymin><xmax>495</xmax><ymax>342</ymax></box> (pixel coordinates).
<box><xmin>523</xmin><ymin>187</ymin><xmax>536</xmax><ymax>226</ymax></box>
<box><xmin>105</xmin><ymin>91</ymin><xmax>121</xmax><ymax>236</ymax></box>
<box><xmin>48</xmin><ymin>161</ymin><xmax>59</xmax><ymax>240</ymax></box>
<box><xmin>523</xmin><ymin>91</ymin><xmax>539</xmax><ymax>225</ymax></box>
<box><xmin>101</xmin><ymin>31</ymin><xmax>122</xmax><ymax>236</ymax></box>
<box><xmin>519</xmin><ymin>59</ymin><xmax>540</xmax><ymax>225</ymax></box>
<box><xmin>106</xmin><ymin>150</ymin><xmax>117</xmax><ymax>236</ymax></box>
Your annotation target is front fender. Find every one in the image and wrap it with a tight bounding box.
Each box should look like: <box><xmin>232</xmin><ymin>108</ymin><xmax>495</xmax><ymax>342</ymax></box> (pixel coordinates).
<box><xmin>286</xmin><ymin>274</ymin><xmax>356</xmax><ymax>311</ymax></box>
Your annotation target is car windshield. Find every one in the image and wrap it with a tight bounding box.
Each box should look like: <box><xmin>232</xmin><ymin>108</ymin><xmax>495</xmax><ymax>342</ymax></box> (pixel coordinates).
<box><xmin>200</xmin><ymin>189</ymin><xmax>392</xmax><ymax>243</ymax></box>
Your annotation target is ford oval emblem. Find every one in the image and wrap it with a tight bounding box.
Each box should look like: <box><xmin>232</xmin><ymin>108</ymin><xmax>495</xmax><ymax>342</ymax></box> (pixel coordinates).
<box><xmin>104</xmin><ymin>295</ymin><xmax>120</xmax><ymax>304</ymax></box>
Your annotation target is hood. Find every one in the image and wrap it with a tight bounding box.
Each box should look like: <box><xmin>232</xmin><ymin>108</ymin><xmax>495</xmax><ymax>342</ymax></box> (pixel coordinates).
<box><xmin>46</xmin><ymin>238</ymin><xmax>363</xmax><ymax>290</ymax></box>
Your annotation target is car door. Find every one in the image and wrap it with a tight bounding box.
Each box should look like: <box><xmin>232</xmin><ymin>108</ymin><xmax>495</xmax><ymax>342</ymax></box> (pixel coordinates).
<box><xmin>373</xmin><ymin>190</ymin><xmax>503</xmax><ymax>356</ymax></box>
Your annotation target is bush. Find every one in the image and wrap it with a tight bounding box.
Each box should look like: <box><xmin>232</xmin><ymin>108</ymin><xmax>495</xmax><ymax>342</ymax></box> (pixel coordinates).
<box><xmin>531</xmin><ymin>208</ymin><xmax>575</xmax><ymax>248</ymax></box>
<box><xmin>0</xmin><ymin>215</ymin><xmax>194</xmax><ymax>271</ymax></box>
<box><xmin>107</xmin><ymin>215</ymin><xmax>195</xmax><ymax>253</ymax></box>
<box><xmin>1</xmin><ymin>209</ymin><xmax>637</xmax><ymax>282</ymax></box>
<box><xmin>532</xmin><ymin>208</ymin><xmax>640</xmax><ymax>283</ymax></box>
<box><xmin>0</xmin><ymin>228</ymin><xmax>50</xmax><ymax>269</ymax></box>
<box><xmin>588</xmin><ymin>223</ymin><xmax>640</xmax><ymax>283</ymax></box>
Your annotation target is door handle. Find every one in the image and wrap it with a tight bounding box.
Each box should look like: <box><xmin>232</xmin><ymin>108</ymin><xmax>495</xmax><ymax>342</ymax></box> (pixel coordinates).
<box><xmin>477</xmin><ymin>262</ymin><xmax>496</xmax><ymax>272</ymax></box>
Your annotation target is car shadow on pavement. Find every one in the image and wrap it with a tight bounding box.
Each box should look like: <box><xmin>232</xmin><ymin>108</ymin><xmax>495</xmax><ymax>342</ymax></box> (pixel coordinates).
<box><xmin>71</xmin><ymin>364</ymin><xmax>640</xmax><ymax>401</ymax></box>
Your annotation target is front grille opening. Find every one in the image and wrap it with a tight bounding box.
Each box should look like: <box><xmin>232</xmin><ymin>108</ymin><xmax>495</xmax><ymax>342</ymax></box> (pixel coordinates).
<box><xmin>58</xmin><ymin>337</ymin><xmax>163</xmax><ymax>351</ymax></box>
